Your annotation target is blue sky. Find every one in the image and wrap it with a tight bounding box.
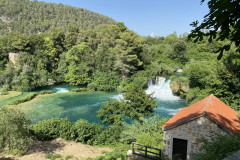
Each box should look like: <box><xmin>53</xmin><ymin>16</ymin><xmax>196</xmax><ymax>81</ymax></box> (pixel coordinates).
<box><xmin>40</xmin><ymin>0</ymin><xmax>209</xmax><ymax>37</ymax></box>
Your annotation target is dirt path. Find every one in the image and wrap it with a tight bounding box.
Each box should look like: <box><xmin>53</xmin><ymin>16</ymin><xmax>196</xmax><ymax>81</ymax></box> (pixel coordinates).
<box><xmin>0</xmin><ymin>138</ymin><xmax>112</xmax><ymax>160</ymax></box>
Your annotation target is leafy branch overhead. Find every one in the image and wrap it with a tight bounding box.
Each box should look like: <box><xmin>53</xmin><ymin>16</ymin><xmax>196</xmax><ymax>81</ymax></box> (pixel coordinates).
<box><xmin>188</xmin><ymin>0</ymin><xmax>240</xmax><ymax>60</ymax></box>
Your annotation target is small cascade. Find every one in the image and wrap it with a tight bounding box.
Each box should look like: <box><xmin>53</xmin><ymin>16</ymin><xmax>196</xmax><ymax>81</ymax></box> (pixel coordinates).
<box><xmin>55</xmin><ymin>88</ymin><xmax>69</xmax><ymax>93</ymax></box>
<box><xmin>146</xmin><ymin>77</ymin><xmax>181</xmax><ymax>101</ymax></box>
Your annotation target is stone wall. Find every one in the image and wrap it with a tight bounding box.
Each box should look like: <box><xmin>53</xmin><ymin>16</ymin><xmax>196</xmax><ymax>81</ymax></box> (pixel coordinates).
<box><xmin>163</xmin><ymin>116</ymin><xmax>229</xmax><ymax>160</ymax></box>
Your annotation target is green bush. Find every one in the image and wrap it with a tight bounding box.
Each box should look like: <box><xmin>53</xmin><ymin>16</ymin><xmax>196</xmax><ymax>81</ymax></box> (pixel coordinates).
<box><xmin>71</xmin><ymin>88</ymin><xmax>90</xmax><ymax>92</ymax></box>
<box><xmin>45</xmin><ymin>154</ymin><xmax>62</xmax><ymax>160</ymax></box>
<box><xmin>120</xmin><ymin>116</ymin><xmax>169</xmax><ymax>149</ymax></box>
<box><xmin>9</xmin><ymin>90</ymin><xmax>52</xmax><ymax>105</ymax></box>
<box><xmin>39</xmin><ymin>90</ymin><xmax>53</xmax><ymax>95</ymax></box>
<box><xmin>9</xmin><ymin>92</ymin><xmax>39</xmax><ymax>105</ymax></box>
<box><xmin>0</xmin><ymin>109</ymin><xmax>32</xmax><ymax>156</ymax></box>
<box><xmin>195</xmin><ymin>134</ymin><xmax>240</xmax><ymax>160</ymax></box>
<box><xmin>31</xmin><ymin>118</ymin><xmax>72</xmax><ymax>140</ymax></box>
<box><xmin>0</xmin><ymin>90</ymin><xmax>8</xmax><ymax>95</ymax></box>
<box><xmin>91</xmin><ymin>72</ymin><xmax>120</xmax><ymax>91</ymax></box>
<box><xmin>87</xmin><ymin>82</ymin><xmax>97</xmax><ymax>91</ymax></box>
<box><xmin>71</xmin><ymin>119</ymin><xmax>104</xmax><ymax>145</ymax></box>
<box><xmin>94</xmin><ymin>151</ymin><xmax>126</xmax><ymax>160</ymax></box>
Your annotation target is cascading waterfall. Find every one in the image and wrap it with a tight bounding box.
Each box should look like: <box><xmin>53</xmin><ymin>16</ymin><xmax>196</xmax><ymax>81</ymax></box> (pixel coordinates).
<box><xmin>146</xmin><ymin>77</ymin><xmax>181</xmax><ymax>101</ymax></box>
<box><xmin>55</xmin><ymin>88</ymin><xmax>70</xmax><ymax>93</ymax></box>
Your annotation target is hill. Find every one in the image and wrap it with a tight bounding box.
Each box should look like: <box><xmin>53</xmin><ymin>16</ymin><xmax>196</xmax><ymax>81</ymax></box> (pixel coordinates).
<box><xmin>0</xmin><ymin>0</ymin><xmax>116</xmax><ymax>35</ymax></box>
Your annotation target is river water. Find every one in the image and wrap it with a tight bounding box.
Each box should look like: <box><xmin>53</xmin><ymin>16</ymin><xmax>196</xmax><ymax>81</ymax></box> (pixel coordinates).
<box><xmin>1</xmin><ymin>77</ymin><xmax>186</xmax><ymax>124</ymax></box>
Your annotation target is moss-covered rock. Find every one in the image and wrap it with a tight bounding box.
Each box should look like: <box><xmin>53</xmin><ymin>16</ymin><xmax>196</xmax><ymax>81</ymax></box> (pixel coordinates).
<box><xmin>170</xmin><ymin>76</ymin><xmax>189</xmax><ymax>98</ymax></box>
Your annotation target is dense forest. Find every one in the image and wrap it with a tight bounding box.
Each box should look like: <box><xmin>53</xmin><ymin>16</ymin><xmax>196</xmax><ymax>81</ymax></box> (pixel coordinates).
<box><xmin>0</xmin><ymin>0</ymin><xmax>115</xmax><ymax>35</ymax></box>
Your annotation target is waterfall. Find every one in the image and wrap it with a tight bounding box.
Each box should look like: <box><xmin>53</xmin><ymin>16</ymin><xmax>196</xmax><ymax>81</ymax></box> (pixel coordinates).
<box><xmin>55</xmin><ymin>88</ymin><xmax>69</xmax><ymax>93</ymax></box>
<box><xmin>146</xmin><ymin>77</ymin><xmax>181</xmax><ymax>101</ymax></box>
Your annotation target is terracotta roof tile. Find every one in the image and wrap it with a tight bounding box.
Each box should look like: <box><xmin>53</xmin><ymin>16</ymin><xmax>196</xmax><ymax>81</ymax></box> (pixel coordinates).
<box><xmin>162</xmin><ymin>94</ymin><xmax>240</xmax><ymax>134</ymax></box>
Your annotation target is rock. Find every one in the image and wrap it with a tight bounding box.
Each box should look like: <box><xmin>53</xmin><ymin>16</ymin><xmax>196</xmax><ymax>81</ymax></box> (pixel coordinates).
<box><xmin>127</xmin><ymin>150</ymin><xmax>133</xmax><ymax>156</ymax></box>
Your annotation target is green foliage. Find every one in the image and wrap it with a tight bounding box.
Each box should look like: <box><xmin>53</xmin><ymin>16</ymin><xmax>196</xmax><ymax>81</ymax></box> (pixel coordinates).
<box><xmin>189</xmin><ymin>0</ymin><xmax>240</xmax><ymax>58</ymax></box>
<box><xmin>71</xmin><ymin>119</ymin><xmax>104</xmax><ymax>145</ymax></box>
<box><xmin>120</xmin><ymin>115</ymin><xmax>169</xmax><ymax>149</ymax></box>
<box><xmin>65</xmin><ymin>155</ymin><xmax>73</xmax><ymax>160</ymax></box>
<box><xmin>71</xmin><ymin>88</ymin><xmax>91</xmax><ymax>92</ymax></box>
<box><xmin>9</xmin><ymin>90</ymin><xmax>52</xmax><ymax>105</ymax></box>
<box><xmin>39</xmin><ymin>90</ymin><xmax>53</xmax><ymax>95</ymax></box>
<box><xmin>9</xmin><ymin>92</ymin><xmax>39</xmax><ymax>105</ymax></box>
<box><xmin>0</xmin><ymin>109</ymin><xmax>32</xmax><ymax>156</ymax></box>
<box><xmin>94</xmin><ymin>151</ymin><xmax>126</xmax><ymax>160</ymax></box>
<box><xmin>45</xmin><ymin>154</ymin><xmax>63</xmax><ymax>160</ymax></box>
<box><xmin>0</xmin><ymin>0</ymin><xmax>115</xmax><ymax>35</ymax></box>
<box><xmin>91</xmin><ymin>72</ymin><xmax>120</xmax><ymax>91</ymax></box>
<box><xmin>31</xmin><ymin>118</ymin><xmax>72</xmax><ymax>140</ymax></box>
<box><xmin>195</xmin><ymin>134</ymin><xmax>240</xmax><ymax>160</ymax></box>
<box><xmin>98</xmin><ymin>84</ymin><xmax>157</xmax><ymax>125</ymax></box>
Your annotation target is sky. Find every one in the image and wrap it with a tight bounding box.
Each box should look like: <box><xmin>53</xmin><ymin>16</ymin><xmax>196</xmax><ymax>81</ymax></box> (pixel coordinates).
<box><xmin>39</xmin><ymin>0</ymin><xmax>209</xmax><ymax>37</ymax></box>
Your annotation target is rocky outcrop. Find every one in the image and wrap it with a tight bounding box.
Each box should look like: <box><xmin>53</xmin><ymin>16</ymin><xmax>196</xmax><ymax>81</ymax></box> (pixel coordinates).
<box><xmin>8</xmin><ymin>52</ymin><xmax>18</xmax><ymax>66</ymax></box>
<box><xmin>170</xmin><ymin>77</ymin><xmax>189</xmax><ymax>98</ymax></box>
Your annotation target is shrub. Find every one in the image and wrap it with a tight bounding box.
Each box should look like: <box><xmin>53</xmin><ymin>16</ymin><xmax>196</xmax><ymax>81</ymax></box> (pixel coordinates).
<box><xmin>31</xmin><ymin>118</ymin><xmax>72</xmax><ymax>140</ymax></box>
<box><xmin>87</xmin><ymin>82</ymin><xmax>97</xmax><ymax>91</ymax></box>
<box><xmin>9</xmin><ymin>92</ymin><xmax>39</xmax><ymax>105</ymax></box>
<box><xmin>71</xmin><ymin>88</ymin><xmax>89</xmax><ymax>92</ymax></box>
<box><xmin>0</xmin><ymin>90</ymin><xmax>8</xmax><ymax>95</ymax></box>
<box><xmin>9</xmin><ymin>90</ymin><xmax>52</xmax><ymax>105</ymax></box>
<box><xmin>39</xmin><ymin>90</ymin><xmax>53</xmax><ymax>95</ymax></box>
<box><xmin>0</xmin><ymin>109</ymin><xmax>32</xmax><ymax>156</ymax></box>
<box><xmin>95</xmin><ymin>151</ymin><xmax>126</xmax><ymax>160</ymax></box>
<box><xmin>195</xmin><ymin>134</ymin><xmax>240</xmax><ymax>160</ymax></box>
<box><xmin>71</xmin><ymin>119</ymin><xmax>104</xmax><ymax>145</ymax></box>
<box><xmin>45</xmin><ymin>154</ymin><xmax>62</xmax><ymax>160</ymax></box>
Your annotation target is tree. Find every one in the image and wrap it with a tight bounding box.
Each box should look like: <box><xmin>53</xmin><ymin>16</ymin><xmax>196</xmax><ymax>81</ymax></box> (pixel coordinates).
<box><xmin>0</xmin><ymin>109</ymin><xmax>32</xmax><ymax>156</ymax></box>
<box><xmin>65</xmin><ymin>43</ymin><xmax>93</xmax><ymax>85</ymax></box>
<box><xmin>97</xmin><ymin>84</ymin><xmax>157</xmax><ymax>125</ymax></box>
<box><xmin>171</xmin><ymin>40</ymin><xmax>188</xmax><ymax>63</ymax></box>
<box><xmin>189</xmin><ymin>0</ymin><xmax>240</xmax><ymax>59</ymax></box>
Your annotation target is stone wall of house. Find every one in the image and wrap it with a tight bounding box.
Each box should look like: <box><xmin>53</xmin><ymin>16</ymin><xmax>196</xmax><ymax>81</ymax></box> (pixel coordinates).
<box><xmin>163</xmin><ymin>116</ymin><xmax>229</xmax><ymax>160</ymax></box>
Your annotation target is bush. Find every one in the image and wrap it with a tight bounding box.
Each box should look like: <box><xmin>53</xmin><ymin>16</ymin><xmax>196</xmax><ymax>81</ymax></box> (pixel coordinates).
<box><xmin>0</xmin><ymin>90</ymin><xmax>8</xmax><ymax>95</ymax></box>
<box><xmin>91</xmin><ymin>72</ymin><xmax>120</xmax><ymax>91</ymax></box>
<box><xmin>9</xmin><ymin>90</ymin><xmax>52</xmax><ymax>105</ymax></box>
<box><xmin>31</xmin><ymin>118</ymin><xmax>72</xmax><ymax>140</ymax></box>
<box><xmin>0</xmin><ymin>109</ymin><xmax>32</xmax><ymax>156</ymax></box>
<box><xmin>195</xmin><ymin>134</ymin><xmax>240</xmax><ymax>160</ymax></box>
<box><xmin>45</xmin><ymin>154</ymin><xmax>62</xmax><ymax>160</ymax></box>
<box><xmin>39</xmin><ymin>90</ymin><xmax>53</xmax><ymax>94</ymax></box>
<box><xmin>71</xmin><ymin>119</ymin><xmax>104</xmax><ymax>145</ymax></box>
<box><xmin>94</xmin><ymin>151</ymin><xmax>126</xmax><ymax>160</ymax></box>
<box><xmin>71</xmin><ymin>88</ymin><xmax>90</xmax><ymax>92</ymax></box>
<box><xmin>9</xmin><ymin>92</ymin><xmax>39</xmax><ymax>105</ymax></box>
<box><xmin>87</xmin><ymin>82</ymin><xmax>97</xmax><ymax>91</ymax></box>
<box><xmin>120</xmin><ymin>116</ymin><xmax>169</xmax><ymax>149</ymax></box>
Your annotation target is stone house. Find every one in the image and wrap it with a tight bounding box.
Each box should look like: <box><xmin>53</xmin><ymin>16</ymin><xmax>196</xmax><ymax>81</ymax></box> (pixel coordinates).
<box><xmin>162</xmin><ymin>94</ymin><xmax>240</xmax><ymax>160</ymax></box>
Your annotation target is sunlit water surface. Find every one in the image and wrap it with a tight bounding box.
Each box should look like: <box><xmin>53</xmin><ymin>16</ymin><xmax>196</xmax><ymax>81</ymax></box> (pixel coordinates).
<box><xmin>2</xmin><ymin>78</ymin><xmax>186</xmax><ymax>124</ymax></box>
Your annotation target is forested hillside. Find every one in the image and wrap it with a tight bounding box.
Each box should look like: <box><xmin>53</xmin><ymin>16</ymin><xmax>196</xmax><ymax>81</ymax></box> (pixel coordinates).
<box><xmin>0</xmin><ymin>0</ymin><xmax>115</xmax><ymax>35</ymax></box>
<box><xmin>0</xmin><ymin>0</ymin><xmax>239</xmax><ymax>111</ymax></box>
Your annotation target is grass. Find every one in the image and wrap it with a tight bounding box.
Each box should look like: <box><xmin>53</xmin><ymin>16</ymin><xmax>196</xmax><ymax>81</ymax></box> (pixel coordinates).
<box><xmin>0</xmin><ymin>91</ymin><xmax>22</xmax><ymax>101</ymax></box>
<box><xmin>45</xmin><ymin>154</ymin><xmax>63</xmax><ymax>160</ymax></box>
<box><xmin>9</xmin><ymin>90</ymin><xmax>53</xmax><ymax>105</ymax></box>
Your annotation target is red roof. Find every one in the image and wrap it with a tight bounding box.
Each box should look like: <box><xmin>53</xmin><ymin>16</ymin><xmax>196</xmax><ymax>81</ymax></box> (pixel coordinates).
<box><xmin>162</xmin><ymin>94</ymin><xmax>240</xmax><ymax>134</ymax></box>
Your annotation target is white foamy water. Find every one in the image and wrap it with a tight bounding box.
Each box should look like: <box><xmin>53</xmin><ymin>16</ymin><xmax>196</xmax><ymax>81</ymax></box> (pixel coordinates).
<box><xmin>55</xmin><ymin>88</ymin><xmax>69</xmax><ymax>93</ymax></box>
<box><xmin>111</xmin><ymin>94</ymin><xmax>124</xmax><ymax>100</ymax></box>
<box><xmin>146</xmin><ymin>77</ymin><xmax>181</xmax><ymax>101</ymax></box>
